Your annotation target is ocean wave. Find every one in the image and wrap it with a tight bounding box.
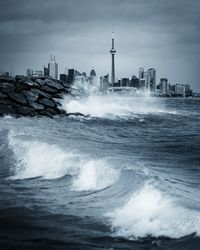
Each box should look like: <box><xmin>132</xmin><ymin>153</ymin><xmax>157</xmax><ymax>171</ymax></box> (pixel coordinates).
<box><xmin>8</xmin><ymin>132</ymin><xmax>119</xmax><ymax>191</ymax></box>
<box><xmin>61</xmin><ymin>94</ymin><xmax>176</xmax><ymax>119</ymax></box>
<box><xmin>107</xmin><ymin>183</ymin><xmax>200</xmax><ymax>239</ymax></box>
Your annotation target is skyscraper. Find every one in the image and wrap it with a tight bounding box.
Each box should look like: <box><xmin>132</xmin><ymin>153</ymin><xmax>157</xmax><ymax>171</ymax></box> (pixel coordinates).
<box><xmin>48</xmin><ymin>54</ymin><xmax>58</xmax><ymax>79</ymax></box>
<box><xmin>147</xmin><ymin>68</ymin><xmax>156</xmax><ymax>92</ymax></box>
<box><xmin>110</xmin><ymin>30</ymin><xmax>116</xmax><ymax>85</ymax></box>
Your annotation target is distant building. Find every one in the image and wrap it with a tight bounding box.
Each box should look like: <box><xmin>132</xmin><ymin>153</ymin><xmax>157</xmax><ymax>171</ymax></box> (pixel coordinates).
<box><xmin>99</xmin><ymin>74</ymin><xmax>109</xmax><ymax>93</ymax></box>
<box><xmin>185</xmin><ymin>84</ymin><xmax>192</xmax><ymax>96</ymax></box>
<box><xmin>147</xmin><ymin>68</ymin><xmax>156</xmax><ymax>92</ymax></box>
<box><xmin>121</xmin><ymin>78</ymin><xmax>129</xmax><ymax>87</ymax></box>
<box><xmin>175</xmin><ymin>84</ymin><xmax>185</xmax><ymax>97</ymax></box>
<box><xmin>88</xmin><ymin>68</ymin><xmax>97</xmax><ymax>85</ymax></box>
<box><xmin>130</xmin><ymin>75</ymin><xmax>139</xmax><ymax>88</ymax></box>
<box><xmin>139</xmin><ymin>67</ymin><xmax>144</xmax><ymax>80</ymax></box>
<box><xmin>34</xmin><ymin>70</ymin><xmax>43</xmax><ymax>76</ymax></box>
<box><xmin>60</xmin><ymin>74</ymin><xmax>68</xmax><ymax>82</ymax></box>
<box><xmin>44</xmin><ymin>67</ymin><xmax>49</xmax><ymax>77</ymax></box>
<box><xmin>159</xmin><ymin>78</ymin><xmax>168</xmax><ymax>96</ymax></box>
<box><xmin>68</xmin><ymin>69</ymin><xmax>75</xmax><ymax>85</ymax></box>
<box><xmin>48</xmin><ymin>55</ymin><xmax>58</xmax><ymax>79</ymax></box>
<box><xmin>26</xmin><ymin>69</ymin><xmax>33</xmax><ymax>77</ymax></box>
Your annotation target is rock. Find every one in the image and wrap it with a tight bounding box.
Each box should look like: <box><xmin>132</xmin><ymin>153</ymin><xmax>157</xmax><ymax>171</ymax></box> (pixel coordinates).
<box><xmin>38</xmin><ymin>98</ymin><xmax>55</xmax><ymax>108</ymax></box>
<box><xmin>41</xmin><ymin>85</ymin><xmax>58</xmax><ymax>94</ymax></box>
<box><xmin>7</xmin><ymin>92</ymin><xmax>27</xmax><ymax>105</ymax></box>
<box><xmin>28</xmin><ymin>101</ymin><xmax>44</xmax><ymax>110</ymax></box>
<box><xmin>0</xmin><ymin>104</ymin><xmax>17</xmax><ymax>116</ymax></box>
<box><xmin>67</xmin><ymin>112</ymin><xmax>88</xmax><ymax>117</ymax></box>
<box><xmin>44</xmin><ymin>79</ymin><xmax>64</xmax><ymax>90</ymax></box>
<box><xmin>30</xmin><ymin>88</ymin><xmax>51</xmax><ymax>99</ymax></box>
<box><xmin>0</xmin><ymin>82</ymin><xmax>15</xmax><ymax>93</ymax></box>
<box><xmin>35</xmin><ymin>79</ymin><xmax>45</xmax><ymax>86</ymax></box>
<box><xmin>22</xmin><ymin>91</ymin><xmax>39</xmax><ymax>103</ymax></box>
<box><xmin>16</xmin><ymin>106</ymin><xmax>36</xmax><ymax>116</ymax></box>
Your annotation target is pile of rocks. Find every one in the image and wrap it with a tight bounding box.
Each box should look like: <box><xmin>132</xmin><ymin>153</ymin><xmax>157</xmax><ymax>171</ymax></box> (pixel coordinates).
<box><xmin>0</xmin><ymin>76</ymin><xmax>71</xmax><ymax>118</ymax></box>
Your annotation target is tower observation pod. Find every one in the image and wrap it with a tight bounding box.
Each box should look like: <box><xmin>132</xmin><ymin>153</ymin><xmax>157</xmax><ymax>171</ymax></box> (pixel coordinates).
<box><xmin>110</xmin><ymin>30</ymin><xmax>116</xmax><ymax>85</ymax></box>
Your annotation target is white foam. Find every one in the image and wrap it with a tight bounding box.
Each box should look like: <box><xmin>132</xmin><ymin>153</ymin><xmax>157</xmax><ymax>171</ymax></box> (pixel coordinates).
<box><xmin>62</xmin><ymin>94</ymin><xmax>172</xmax><ymax>119</ymax></box>
<box><xmin>72</xmin><ymin>159</ymin><xmax>119</xmax><ymax>191</ymax></box>
<box><xmin>107</xmin><ymin>183</ymin><xmax>200</xmax><ymax>239</ymax></box>
<box><xmin>8</xmin><ymin>133</ymin><xmax>119</xmax><ymax>191</ymax></box>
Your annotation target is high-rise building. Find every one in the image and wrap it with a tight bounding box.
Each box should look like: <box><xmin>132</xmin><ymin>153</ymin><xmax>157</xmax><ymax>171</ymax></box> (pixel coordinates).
<box><xmin>99</xmin><ymin>74</ymin><xmax>109</xmax><ymax>93</ymax></box>
<box><xmin>88</xmin><ymin>68</ymin><xmax>97</xmax><ymax>85</ymax></box>
<box><xmin>68</xmin><ymin>69</ymin><xmax>75</xmax><ymax>85</ymax></box>
<box><xmin>121</xmin><ymin>78</ymin><xmax>129</xmax><ymax>87</ymax></box>
<box><xmin>130</xmin><ymin>75</ymin><xmax>139</xmax><ymax>88</ymax></box>
<box><xmin>26</xmin><ymin>69</ymin><xmax>33</xmax><ymax>77</ymax></box>
<box><xmin>175</xmin><ymin>84</ymin><xmax>185</xmax><ymax>97</ymax></box>
<box><xmin>34</xmin><ymin>70</ymin><xmax>43</xmax><ymax>76</ymax></box>
<box><xmin>44</xmin><ymin>67</ymin><xmax>49</xmax><ymax>77</ymax></box>
<box><xmin>110</xmin><ymin>30</ymin><xmax>116</xmax><ymax>85</ymax></box>
<box><xmin>147</xmin><ymin>68</ymin><xmax>156</xmax><ymax>92</ymax></box>
<box><xmin>159</xmin><ymin>78</ymin><xmax>168</xmax><ymax>95</ymax></box>
<box><xmin>48</xmin><ymin>54</ymin><xmax>58</xmax><ymax>79</ymax></box>
<box><xmin>139</xmin><ymin>67</ymin><xmax>144</xmax><ymax>80</ymax></box>
<box><xmin>60</xmin><ymin>74</ymin><xmax>68</xmax><ymax>82</ymax></box>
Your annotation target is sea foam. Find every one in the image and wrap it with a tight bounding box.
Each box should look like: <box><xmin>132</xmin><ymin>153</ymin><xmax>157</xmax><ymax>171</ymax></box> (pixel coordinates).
<box><xmin>107</xmin><ymin>183</ymin><xmax>200</xmax><ymax>239</ymax></box>
<box><xmin>8</xmin><ymin>132</ymin><xmax>119</xmax><ymax>191</ymax></box>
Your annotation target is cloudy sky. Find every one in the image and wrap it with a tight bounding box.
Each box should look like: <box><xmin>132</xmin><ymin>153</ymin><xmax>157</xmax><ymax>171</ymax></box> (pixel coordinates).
<box><xmin>0</xmin><ymin>0</ymin><xmax>199</xmax><ymax>90</ymax></box>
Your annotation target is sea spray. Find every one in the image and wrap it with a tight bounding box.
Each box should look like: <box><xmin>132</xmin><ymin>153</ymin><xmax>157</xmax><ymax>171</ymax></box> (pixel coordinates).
<box><xmin>107</xmin><ymin>183</ymin><xmax>200</xmax><ymax>239</ymax></box>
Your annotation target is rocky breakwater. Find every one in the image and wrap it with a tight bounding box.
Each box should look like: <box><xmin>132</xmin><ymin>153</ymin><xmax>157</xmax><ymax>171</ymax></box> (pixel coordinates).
<box><xmin>0</xmin><ymin>76</ymin><xmax>71</xmax><ymax>118</ymax></box>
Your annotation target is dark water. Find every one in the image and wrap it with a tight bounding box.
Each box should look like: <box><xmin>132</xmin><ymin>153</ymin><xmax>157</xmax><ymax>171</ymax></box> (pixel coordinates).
<box><xmin>0</xmin><ymin>96</ymin><xmax>200</xmax><ymax>250</ymax></box>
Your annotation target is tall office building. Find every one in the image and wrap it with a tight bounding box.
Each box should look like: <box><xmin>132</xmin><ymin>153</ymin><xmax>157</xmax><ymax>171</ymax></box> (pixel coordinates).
<box><xmin>130</xmin><ymin>75</ymin><xmax>139</xmax><ymax>88</ymax></box>
<box><xmin>48</xmin><ymin>55</ymin><xmax>58</xmax><ymax>79</ymax></box>
<box><xmin>147</xmin><ymin>68</ymin><xmax>156</xmax><ymax>92</ymax></box>
<box><xmin>68</xmin><ymin>69</ymin><xmax>75</xmax><ymax>85</ymax></box>
<box><xmin>139</xmin><ymin>67</ymin><xmax>144</xmax><ymax>80</ymax></box>
<box><xmin>99</xmin><ymin>74</ymin><xmax>109</xmax><ymax>93</ymax></box>
<box><xmin>89</xmin><ymin>68</ymin><xmax>97</xmax><ymax>85</ymax></box>
<box><xmin>110</xmin><ymin>30</ymin><xmax>116</xmax><ymax>85</ymax></box>
<box><xmin>159</xmin><ymin>78</ymin><xmax>168</xmax><ymax>95</ymax></box>
<box><xmin>26</xmin><ymin>69</ymin><xmax>33</xmax><ymax>77</ymax></box>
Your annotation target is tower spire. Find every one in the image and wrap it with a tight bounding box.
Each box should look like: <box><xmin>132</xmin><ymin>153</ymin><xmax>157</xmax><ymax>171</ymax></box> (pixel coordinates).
<box><xmin>110</xmin><ymin>28</ymin><xmax>116</xmax><ymax>85</ymax></box>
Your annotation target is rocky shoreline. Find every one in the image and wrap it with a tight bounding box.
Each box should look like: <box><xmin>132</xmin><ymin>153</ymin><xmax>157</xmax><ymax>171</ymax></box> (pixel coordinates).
<box><xmin>0</xmin><ymin>76</ymin><xmax>75</xmax><ymax>118</ymax></box>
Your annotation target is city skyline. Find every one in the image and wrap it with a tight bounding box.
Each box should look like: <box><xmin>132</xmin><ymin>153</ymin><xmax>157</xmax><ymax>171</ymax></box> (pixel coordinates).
<box><xmin>0</xmin><ymin>0</ymin><xmax>200</xmax><ymax>91</ymax></box>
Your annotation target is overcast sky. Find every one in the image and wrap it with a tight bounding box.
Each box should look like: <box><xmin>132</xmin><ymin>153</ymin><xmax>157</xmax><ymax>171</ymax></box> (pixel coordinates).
<box><xmin>0</xmin><ymin>0</ymin><xmax>199</xmax><ymax>90</ymax></box>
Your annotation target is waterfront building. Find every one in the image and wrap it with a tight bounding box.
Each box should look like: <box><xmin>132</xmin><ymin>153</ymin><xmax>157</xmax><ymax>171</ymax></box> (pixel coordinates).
<box><xmin>26</xmin><ymin>69</ymin><xmax>33</xmax><ymax>77</ymax></box>
<box><xmin>175</xmin><ymin>84</ymin><xmax>185</xmax><ymax>97</ymax></box>
<box><xmin>121</xmin><ymin>78</ymin><xmax>130</xmax><ymax>87</ymax></box>
<box><xmin>99</xmin><ymin>74</ymin><xmax>109</xmax><ymax>93</ymax></box>
<box><xmin>130</xmin><ymin>75</ymin><xmax>139</xmax><ymax>88</ymax></box>
<box><xmin>48</xmin><ymin>55</ymin><xmax>58</xmax><ymax>79</ymax></box>
<box><xmin>60</xmin><ymin>74</ymin><xmax>68</xmax><ymax>82</ymax></box>
<box><xmin>68</xmin><ymin>69</ymin><xmax>75</xmax><ymax>85</ymax></box>
<box><xmin>44</xmin><ymin>67</ymin><xmax>49</xmax><ymax>77</ymax></box>
<box><xmin>159</xmin><ymin>78</ymin><xmax>168</xmax><ymax>96</ymax></box>
<box><xmin>34</xmin><ymin>70</ymin><xmax>43</xmax><ymax>76</ymax></box>
<box><xmin>89</xmin><ymin>68</ymin><xmax>97</xmax><ymax>85</ymax></box>
<box><xmin>110</xmin><ymin>30</ymin><xmax>116</xmax><ymax>85</ymax></box>
<box><xmin>147</xmin><ymin>68</ymin><xmax>156</xmax><ymax>92</ymax></box>
<box><xmin>139</xmin><ymin>67</ymin><xmax>144</xmax><ymax>80</ymax></box>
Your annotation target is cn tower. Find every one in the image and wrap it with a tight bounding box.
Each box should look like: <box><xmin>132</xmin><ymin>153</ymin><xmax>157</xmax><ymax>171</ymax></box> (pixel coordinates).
<box><xmin>110</xmin><ymin>30</ymin><xmax>116</xmax><ymax>85</ymax></box>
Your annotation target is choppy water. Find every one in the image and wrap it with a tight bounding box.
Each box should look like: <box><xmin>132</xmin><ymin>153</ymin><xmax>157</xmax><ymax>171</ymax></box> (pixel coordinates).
<box><xmin>0</xmin><ymin>95</ymin><xmax>200</xmax><ymax>250</ymax></box>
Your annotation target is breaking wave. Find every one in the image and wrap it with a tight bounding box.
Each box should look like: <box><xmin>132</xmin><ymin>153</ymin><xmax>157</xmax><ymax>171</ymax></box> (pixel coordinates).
<box><xmin>107</xmin><ymin>183</ymin><xmax>200</xmax><ymax>239</ymax></box>
<box><xmin>8</xmin><ymin>132</ymin><xmax>119</xmax><ymax>191</ymax></box>
<box><xmin>62</xmin><ymin>94</ymin><xmax>175</xmax><ymax>118</ymax></box>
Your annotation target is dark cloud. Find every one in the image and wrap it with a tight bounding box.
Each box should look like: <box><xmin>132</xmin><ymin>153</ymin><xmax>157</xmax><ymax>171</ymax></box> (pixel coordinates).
<box><xmin>0</xmin><ymin>0</ymin><xmax>199</xmax><ymax>90</ymax></box>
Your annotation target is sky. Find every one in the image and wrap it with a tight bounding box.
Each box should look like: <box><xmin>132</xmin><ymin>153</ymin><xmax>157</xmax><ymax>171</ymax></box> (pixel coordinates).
<box><xmin>0</xmin><ymin>0</ymin><xmax>200</xmax><ymax>90</ymax></box>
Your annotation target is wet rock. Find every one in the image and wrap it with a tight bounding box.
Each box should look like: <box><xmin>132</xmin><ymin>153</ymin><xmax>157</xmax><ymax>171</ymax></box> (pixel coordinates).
<box><xmin>41</xmin><ymin>85</ymin><xmax>58</xmax><ymax>94</ymax></box>
<box><xmin>44</xmin><ymin>79</ymin><xmax>64</xmax><ymax>90</ymax></box>
<box><xmin>7</xmin><ymin>92</ymin><xmax>27</xmax><ymax>105</ymax></box>
<box><xmin>28</xmin><ymin>101</ymin><xmax>45</xmax><ymax>110</ymax></box>
<box><xmin>30</xmin><ymin>88</ymin><xmax>51</xmax><ymax>99</ymax></box>
<box><xmin>22</xmin><ymin>91</ymin><xmax>39</xmax><ymax>103</ymax></box>
<box><xmin>38</xmin><ymin>98</ymin><xmax>55</xmax><ymax>108</ymax></box>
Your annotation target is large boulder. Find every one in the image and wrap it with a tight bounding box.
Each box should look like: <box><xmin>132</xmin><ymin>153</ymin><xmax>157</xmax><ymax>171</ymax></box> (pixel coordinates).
<box><xmin>43</xmin><ymin>79</ymin><xmax>64</xmax><ymax>90</ymax></box>
<box><xmin>38</xmin><ymin>98</ymin><xmax>55</xmax><ymax>108</ymax></box>
<box><xmin>7</xmin><ymin>92</ymin><xmax>27</xmax><ymax>105</ymax></box>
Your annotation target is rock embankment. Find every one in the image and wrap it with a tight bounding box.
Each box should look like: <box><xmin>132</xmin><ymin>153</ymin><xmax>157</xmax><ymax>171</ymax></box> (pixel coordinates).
<box><xmin>0</xmin><ymin>76</ymin><xmax>71</xmax><ymax>118</ymax></box>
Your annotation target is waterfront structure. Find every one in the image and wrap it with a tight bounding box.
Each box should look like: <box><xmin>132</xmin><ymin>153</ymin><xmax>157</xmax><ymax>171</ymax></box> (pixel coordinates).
<box><xmin>175</xmin><ymin>84</ymin><xmax>185</xmax><ymax>97</ymax></box>
<box><xmin>147</xmin><ymin>68</ymin><xmax>156</xmax><ymax>92</ymax></box>
<box><xmin>26</xmin><ymin>69</ymin><xmax>33</xmax><ymax>77</ymax></box>
<box><xmin>89</xmin><ymin>68</ymin><xmax>97</xmax><ymax>85</ymax></box>
<box><xmin>44</xmin><ymin>67</ymin><xmax>49</xmax><ymax>77</ymax></box>
<box><xmin>139</xmin><ymin>68</ymin><xmax>144</xmax><ymax>80</ymax></box>
<box><xmin>68</xmin><ymin>69</ymin><xmax>75</xmax><ymax>85</ymax></box>
<box><xmin>48</xmin><ymin>55</ymin><xmax>58</xmax><ymax>79</ymax></box>
<box><xmin>121</xmin><ymin>78</ymin><xmax>129</xmax><ymax>87</ymax></box>
<box><xmin>34</xmin><ymin>70</ymin><xmax>43</xmax><ymax>76</ymax></box>
<box><xmin>60</xmin><ymin>74</ymin><xmax>68</xmax><ymax>82</ymax></box>
<box><xmin>110</xmin><ymin>31</ymin><xmax>116</xmax><ymax>85</ymax></box>
<box><xmin>99</xmin><ymin>74</ymin><xmax>109</xmax><ymax>93</ymax></box>
<box><xmin>130</xmin><ymin>75</ymin><xmax>139</xmax><ymax>88</ymax></box>
<box><xmin>159</xmin><ymin>78</ymin><xmax>168</xmax><ymax>96</ymax></box>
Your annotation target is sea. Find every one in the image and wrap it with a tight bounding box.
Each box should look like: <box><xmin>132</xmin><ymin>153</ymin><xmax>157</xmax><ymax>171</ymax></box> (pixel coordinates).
<box><xmin>0</xmin><ymin>94</ymin><xmax>200</xmax><ymax>250</ymax></box>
